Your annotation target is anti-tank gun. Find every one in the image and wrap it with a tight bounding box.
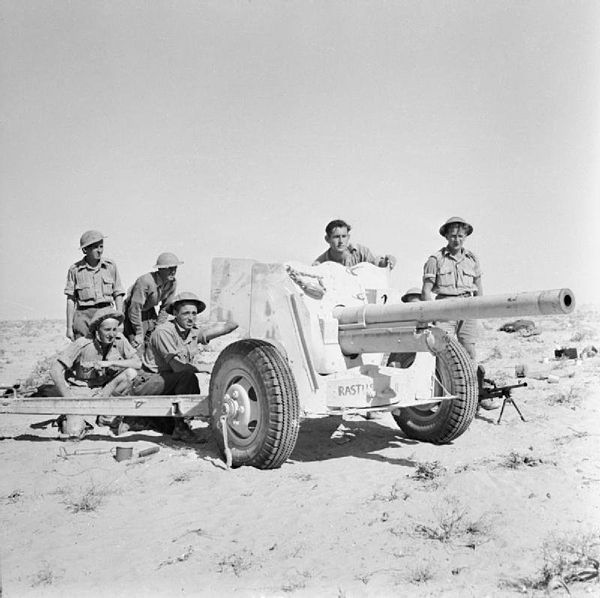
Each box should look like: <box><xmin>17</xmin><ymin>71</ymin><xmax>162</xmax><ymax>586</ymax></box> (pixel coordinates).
<box><xmin>0</xmin><ymin>258</ymin><xmax>575</xmax><ymax>470</ymax></box>
<box><xmin>208</xmin><ymin>259</ymin><xmax>574</xmax><ymax>468</ymax></box>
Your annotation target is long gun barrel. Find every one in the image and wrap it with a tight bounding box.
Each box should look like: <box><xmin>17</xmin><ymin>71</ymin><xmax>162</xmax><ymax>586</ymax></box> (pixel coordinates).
<box><xmin>333</xmin><ymin>289</ymin><xmax>574</xmax><ymax>327</ymax></box>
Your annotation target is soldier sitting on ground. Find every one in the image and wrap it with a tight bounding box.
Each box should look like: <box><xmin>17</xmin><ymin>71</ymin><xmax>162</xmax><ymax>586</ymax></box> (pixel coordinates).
<box><xmin>123</xmin><ymin>252</ymin><xmax>182</xmax><ymax>355</ymax></box>
<box><xmin>64</xmin><ymin>230</ymin><xmax>125</xmax><ymax>340</ymax></box>
<box><xmin>313</xmin><ymin>219</ymin><xmax>396</xmax><ymax>269</ymax></box>
<box><xmin>121</xmin><ymin>292</ymin><xmax>238</xmax><ymax>442</ymax></box>
<box><xmin>50</xmin><ymin>309</ymin><xmax>141</xmax><ymax>438</ymax></box>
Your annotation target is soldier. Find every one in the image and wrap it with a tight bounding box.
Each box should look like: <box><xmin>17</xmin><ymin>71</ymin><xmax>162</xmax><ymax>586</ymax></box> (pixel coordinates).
<box><xmin>313</xmin><ymin>219</ymin><xmax>396</xmax><ymax>269</ymax></box>
<box><xmin>421</xmin><ymin>217</ymin><xmax>482</xmax><ymax>361</ymax></box>
<box><xmin>125</xmin><ymin>292</ymin><xmax>238</xmax><ymax>442</ymax></box>
<box><xmin>123</xmin><ymin>252</ymin><xmax>183</xmax><ymax>354</ymax></box>
<box><xmin>64</xmin><ymin>230</ymin><xmax>125</xmax><ymax>340</ymax></box>
<box><xmin>421</xmin><ymin>217</ymin><xmax>499</xmax><ymax>410</ymax></box>
<box><xmin>50</xmin><ymin>309</ymin><xmax>141</xmax><ymax>438</ymax></box>
<box><xmin>387</xmin><ymin>287</ymin><xmax>421</xmax><ymax>369</ymax></box>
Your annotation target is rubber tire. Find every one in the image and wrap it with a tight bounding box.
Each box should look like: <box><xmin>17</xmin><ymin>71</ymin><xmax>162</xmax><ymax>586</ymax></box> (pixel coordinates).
<box><xmin>209</xmin><ymin>339</ymin><xmax>300</xmax><ymax>469</ymax></box>
<box><xmin>391</xmin><ymin>335</ymin><xmax>478</xmax><ymax>444</ymax></box>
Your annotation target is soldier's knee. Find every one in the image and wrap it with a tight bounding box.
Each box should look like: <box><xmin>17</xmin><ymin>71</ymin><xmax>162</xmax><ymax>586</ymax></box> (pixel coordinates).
<box><xmin>177</xmin><ymin>370</ymin><xmax>200</xmax><ymax>394</ymax></box>
<box><xmin>124</xmin><ymin>368</ymin><xmax>138</xmax><ymax>381</ymax></box>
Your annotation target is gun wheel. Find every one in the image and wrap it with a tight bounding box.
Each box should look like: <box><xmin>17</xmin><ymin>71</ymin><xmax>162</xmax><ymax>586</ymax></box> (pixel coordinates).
<box><xmin>209</xmin><ymin>339</ymin><xmax>300</xmax><ymax>469</ymax></box>
<box><xmin>390</xmin><ymin>335</ymin><xmax>478</xmax><ymax>444</ymax></box>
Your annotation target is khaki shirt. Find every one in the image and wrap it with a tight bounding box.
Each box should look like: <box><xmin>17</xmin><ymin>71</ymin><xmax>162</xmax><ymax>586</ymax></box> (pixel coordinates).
<box><xmin>313</xmin><ymin>243</ymin><xmax>382</xmax><ymax>267</ymax></box>
<box><xmin>57</xmin><ymin>335</ymin><xmax>137</xmax><ymax>388</ymax></box>
<box><xmin>64</xmin><ymin>258</ymin><xmax>125</xmax><ymax>307</ymax></box>
<box><xmin>125</xmin><ymin>272</ymin><xmax>177</xmax><ymax>336</ymax></box>
<box><xmin>143</xmin><ymin>320</ymin><xmax>210</xmax><ymax>374</ymax></box>
<box><xmin>423</xmin><ymin>247</ymin><xmax>481</xmax><ymax>295</ymax></box>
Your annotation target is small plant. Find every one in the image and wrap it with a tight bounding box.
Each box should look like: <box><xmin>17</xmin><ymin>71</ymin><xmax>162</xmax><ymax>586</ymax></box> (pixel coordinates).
<box><xmin>5</xmin><ymin>489</ymin><xmax>24</xmax><ymax>503</ymax></box>
<box><xmin>412</xmin><ymin>460</ymin><xmax>446</xmax><ymax>483</ymax></box>
<box><xmin>540</xmin><ymin>532</ymin><xmax>600</xmax><ymax>586</ymax></box>
<box><xmin>370</xmin><ymin>480</ymin><xmax>407</xmax><ymax>502</ymax></box>
<box><xmin>414</xmin><ymin>496</ymin><xmax>491</xmax><ymax>544</ymax></box>
<box><xmin>501</xmin><ymin>450</ymin><xmax>545</xmax><ymax>469</ymax></box>
<box><xmin>216</xmin><ymin>551</ymin><xmax>253</xmax><ymax>577</ymax></box>
<box><xmin>501</xmin><ymin>531</ymin><xmax>600</xmax><ymax>591</ymax></box>
<box><xmin>63</xmin><ymin>482</ymin><xmax>111</xmax><ymax>513</ymax></box>
<box><xmin>170</xmin><ymin>471</ymin><xmax>192</xmax><ymax>484</ymax></box>
<box><xmin>30</xmin><ymin>561</ymin><xmax>60</xmax><ymax>587</ymax></box>
<box><xmin>406</xmin><ymin>562</ymin><xmax>434</xmax><ymax>584</ymax></box>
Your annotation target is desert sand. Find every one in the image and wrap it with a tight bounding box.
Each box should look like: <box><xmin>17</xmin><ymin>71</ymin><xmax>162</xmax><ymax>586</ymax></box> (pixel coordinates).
<box><xmin>1</xmin><ymin>309</ymin><xmax>599</xmax><ymax>597</ymax></box>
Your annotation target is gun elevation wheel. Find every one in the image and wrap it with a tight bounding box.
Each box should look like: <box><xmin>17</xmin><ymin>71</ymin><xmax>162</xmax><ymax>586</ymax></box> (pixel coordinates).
<box><xmin>390</xmin><ymin>335</ymin><xmax>478</xmax><ymax>444</ymax></box>
<box><xmin>209</xmin><ymin>339</ymin><xmax>300</xmax><ymax>469</ymax></box>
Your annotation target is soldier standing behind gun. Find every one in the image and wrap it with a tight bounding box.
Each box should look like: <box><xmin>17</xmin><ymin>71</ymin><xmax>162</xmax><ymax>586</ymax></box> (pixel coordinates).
<box><xmin>64</xmin><ymin>230</ymin><xmax>125</xmax><ymax>340</ymax></box>
<box><xmin>421</xmin><ymin>217</ymin><xmax>482</xmax><ymax>362</ymax></box>
<box><xmin>313</xmin><ymin>219</ymin><xmax>396</xmax><ymax>269</ymax></box>
<box><xmin>123</xmin><ymin>252</ymin><xmax>182</xmax><ymax>354</ymax></box>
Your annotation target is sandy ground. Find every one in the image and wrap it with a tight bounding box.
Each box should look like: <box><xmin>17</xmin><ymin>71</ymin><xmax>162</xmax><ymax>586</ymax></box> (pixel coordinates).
<box><xmin>1</xmin><ymin>310</ymin><xmax>600</xmax><ymax>597</ymax></box>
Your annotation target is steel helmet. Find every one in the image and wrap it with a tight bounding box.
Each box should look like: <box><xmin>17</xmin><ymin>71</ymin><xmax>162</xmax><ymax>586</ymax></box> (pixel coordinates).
<box><xmin>153</xmin><ymin>252</ymin><xmax>184</xmax><ymax>269</ymax></box>
<box><xmin>166</xmin><ymin>292</ymin><xmax>206</xmax><ymax>315</ymax></box>
<box><xmin>79</xmin><ymin>230</ymin><xmax>106</xmax><ymax>249</ymax></box>
<box><xmin>439</xmin><ymin>217</ymin><xmax>473</xmax><ymax>237</ymax></box>
<box><xmin>401</xmin><ymin>287</ymin><xmax>422</xmax><ymax>303</ymax></box>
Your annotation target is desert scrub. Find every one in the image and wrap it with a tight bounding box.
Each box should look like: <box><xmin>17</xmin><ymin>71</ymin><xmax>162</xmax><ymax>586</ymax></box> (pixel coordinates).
<box><xmin>216</xmin><ymin>550</ymin><xmax>253</xmax><ymax>577</ymax></box>
<box><xmin>4</xmin><ymin>489</ymin><xmax>24</xmax><ymax>504</ymax></box>
<box><xmin>502</xmin><ymin>531</ymin><xmax>600</xmax><ymax>592</ymax></box>
<box><xmin>411</xmin><ymin>460</ymin><xmax>446</xmax><ymax>484</ymax></box>
<box><xmin>369</xmin><ymin>480</ymin><xmax>408</xmax><ymax>502</ymax></box>
<box><xmin>539</xmin><ymin>531</ymin><xmax>600</xmax><ymax>586</ymax></box>
<box><xmin>170</xmin><ymin>471</ymin><xmax>193</xmax><ymax>484</ymax></box>
<box><xmin>406</xmin><ymin>561</ymin><xmax>435</xmax><ymax>584</ymax></box>
<box><xmin>30</xmin><ymin>561</ymin><xmax>61</xmax><ymax>587</ymax></box>
<box><xmin>413</xmin><ymin>495</ymin><xmax>491</xmax><ymax>544</ymax></box>
<box><xmin>500</xmin><ymin>450</ymin><xmax>546</xmax><ymax>468</ymax></box>
<box><xmin>62</xmin><ymin>481</ymin><xmax>114</xmax><ymax>513</ymax></box>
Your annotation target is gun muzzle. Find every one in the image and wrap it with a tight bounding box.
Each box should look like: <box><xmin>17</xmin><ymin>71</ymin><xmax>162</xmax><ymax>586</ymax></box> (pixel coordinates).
<box><xmin>333</xmin><ymin>289</ymin><xmax>575</xmax><ymax>328</ymax></box>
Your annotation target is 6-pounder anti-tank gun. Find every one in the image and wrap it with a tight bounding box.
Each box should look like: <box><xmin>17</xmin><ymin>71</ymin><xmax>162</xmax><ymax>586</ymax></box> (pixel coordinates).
<box><xmin>208</xmin><ymin>259</ymin><xmax>574</xmax><ymax>468</ymax></box>
<box><xmin>0</xmin><ymin>258</ymin><xmax>574</xmax><ymax>470</ymax></box>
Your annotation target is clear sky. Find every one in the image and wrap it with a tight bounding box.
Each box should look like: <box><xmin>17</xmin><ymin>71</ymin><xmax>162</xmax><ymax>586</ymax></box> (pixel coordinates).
<box><xmin>1</xmin><ymin>1</ymin><xmax>598</xmax><ymax>321</ymax></box>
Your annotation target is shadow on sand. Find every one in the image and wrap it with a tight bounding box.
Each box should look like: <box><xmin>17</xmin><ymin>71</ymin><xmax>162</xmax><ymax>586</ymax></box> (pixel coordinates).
<box><xmin>2</xmin><ymin>414</ymin><xmax>458</xmax><ymax>470</ymax></box>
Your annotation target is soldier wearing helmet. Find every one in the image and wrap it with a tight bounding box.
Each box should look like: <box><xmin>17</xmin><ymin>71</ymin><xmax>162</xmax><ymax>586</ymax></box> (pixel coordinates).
<box><xmin>421</xmin><ymin>217</ymin><xmax>482</xmax><ymax>362</ymax></box>
<box><xmin>64</xmin><ymin>230</ymin><xmax>125</xmax><ymax>340</ymax></box>
<box><xmin>123</xmin><ymin>252</ymin><xmax>183</xmax><ymax>354</ymax></box>
<box><xmin>122</xmin><ymin>292</ymin><xmax>238</xmax><ymax>441</ymax></box>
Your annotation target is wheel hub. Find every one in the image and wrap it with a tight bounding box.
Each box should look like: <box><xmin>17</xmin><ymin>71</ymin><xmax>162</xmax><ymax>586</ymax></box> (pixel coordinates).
<box><xmin>221</xmin><ymin>382</ymin><xmax>255</xmax><ymax>439</ymax></box>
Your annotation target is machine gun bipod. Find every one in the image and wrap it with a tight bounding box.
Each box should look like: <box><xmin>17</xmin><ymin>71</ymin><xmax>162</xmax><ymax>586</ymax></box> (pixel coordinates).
<box><xmin>479</xmin><ymin>379</ymin><xmax>528</xmax><ymax>424</ymax></box>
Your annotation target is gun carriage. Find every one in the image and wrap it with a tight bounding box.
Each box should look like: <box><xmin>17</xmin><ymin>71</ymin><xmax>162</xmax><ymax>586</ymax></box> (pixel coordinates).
<box><xmin>1</xmin><ymin>258</ymin><xmax>575</xmax><ymax>469</ymax></box>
